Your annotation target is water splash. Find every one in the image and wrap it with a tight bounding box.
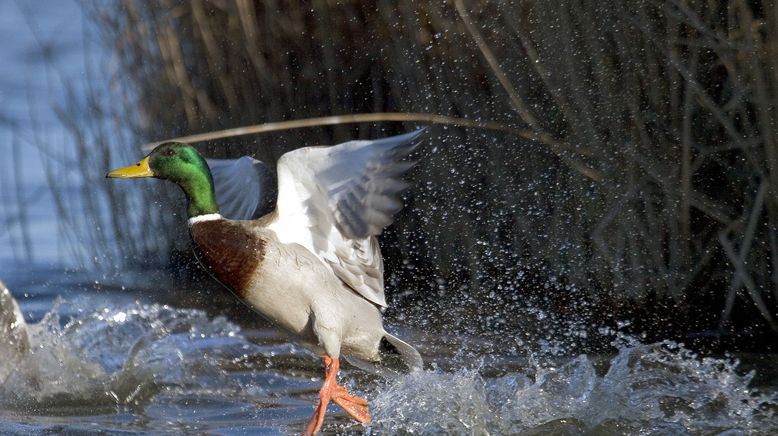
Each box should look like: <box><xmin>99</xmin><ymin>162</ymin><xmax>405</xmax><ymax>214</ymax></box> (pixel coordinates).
<box><xmin>0</xmin><ymin>296</ymin><xmax>261</xmax><ymax>412</ymax></box>
<box><xmin>370</xmin><ymin>338</ymin><xmax>778</xmax><ymax>435</ymax></box>
<box><xmin>0</xmin><ymin>283</ymin><xmax>30</xmax><ymax>385</ymax></box>
<box><xmin>0</xmin><ymin>285</ymin><xmax>777</xmax><ymax>434</ymax></box>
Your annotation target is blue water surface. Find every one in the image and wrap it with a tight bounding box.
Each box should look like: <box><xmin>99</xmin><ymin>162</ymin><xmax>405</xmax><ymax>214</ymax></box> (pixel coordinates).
<box><xmin>0</xmin><ymin>0</ymin><xmax>88</xmax><ymax>268</ymax></box>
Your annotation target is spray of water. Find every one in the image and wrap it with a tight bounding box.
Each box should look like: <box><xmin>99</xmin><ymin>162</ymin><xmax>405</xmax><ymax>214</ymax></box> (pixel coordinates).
<box><xmin>370</xmin><ymin>335</ymin><xmax>778</xmax><ymax>435</ymax></box>
<box><xmin>0</xmin><ymin>295</ymin><xmax>257</xmax><ymax>412</ymax></box>
<box><xmin>0</xmin><ymin>286</ymin><xmax>775</xmax><ymax>434</ymax></box>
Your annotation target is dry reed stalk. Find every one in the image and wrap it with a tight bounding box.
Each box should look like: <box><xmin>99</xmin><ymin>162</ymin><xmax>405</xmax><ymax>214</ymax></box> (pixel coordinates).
<box><xmin>720</xmin><ymin>181</ymin><xmax>769</xmax><ymax>326</ymax></box>
<box><xmin>141</xmin><ymin>112</ymin><xmax>562</xmax><ymax>151</ymax></box>
<box><xmin>10</xmin><ymin>135</ymin><xmax>32</xmax><ymax>262</ymax></box>
<box><xmin>139</xmin><ymin>111</ymin><xmax>601</xmax><ymax>180</ymax></box>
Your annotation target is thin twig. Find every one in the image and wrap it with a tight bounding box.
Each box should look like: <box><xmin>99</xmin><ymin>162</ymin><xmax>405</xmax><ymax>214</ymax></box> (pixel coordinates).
<box><xmin>140</xmin><ymin>112</ymin><xmax>602</xmax><ymax>180</ymax></box>
<box><xmin>451</xmin><ymin>0</ymin><xmax>542</xmax><ymax>131</ymax></box>
<box><xmin>719</xmin><ymin>233</ymin><xmax>777</xmax><ymax>332</ymax></box>
<box><xmin>140</xmin><ymin>112</ymin><xmax>539</xmax><ymax>150</ymax></box>
<box><xmin>720</xmin><ymin>180</ymin><xmax>769</xmax><ymax>325</ymax></box>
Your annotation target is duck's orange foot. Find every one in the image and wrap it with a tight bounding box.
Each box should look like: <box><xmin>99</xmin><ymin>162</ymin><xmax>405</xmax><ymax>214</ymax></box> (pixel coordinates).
<box><xmin>332</xmin><ymin>385</ymin><xmax>370</xmax><ymax>423</ymax></box>
<box><xmin>303</xmin><ymin>356</ymin><xmax>371</xmax><ymax>435</ymax></box>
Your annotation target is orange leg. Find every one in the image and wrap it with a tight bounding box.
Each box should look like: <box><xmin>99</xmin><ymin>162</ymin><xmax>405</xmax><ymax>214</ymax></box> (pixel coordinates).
<box><xmin>303</xmin><ymin>355</ymin><xmax>371</xmax><ymax>435</ymax></box>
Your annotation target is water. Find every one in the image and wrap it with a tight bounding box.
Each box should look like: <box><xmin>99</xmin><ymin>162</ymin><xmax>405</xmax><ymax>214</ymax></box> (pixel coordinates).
<box><xmin>0</xmin><ymin>0</ymin><xmax>88</xmax><ymax>266</ymax></box>
<box><xmin>1</xmin><ymin>276</ymin><xmax>777</xmax><ymax>435</ymax></box>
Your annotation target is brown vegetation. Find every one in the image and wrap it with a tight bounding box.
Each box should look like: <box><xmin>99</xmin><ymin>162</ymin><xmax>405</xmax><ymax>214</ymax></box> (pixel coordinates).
<box><xmin>50</xmin><ymin>1</ymin><xmax>778</xmax><ymax>342</ymax></box>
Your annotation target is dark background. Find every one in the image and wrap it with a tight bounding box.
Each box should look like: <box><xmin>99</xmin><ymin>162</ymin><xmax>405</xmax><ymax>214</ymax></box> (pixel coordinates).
<box><xmin>18</xmin><ymin>0</ymin><xmax>778</xmax><ymax>352</ymax></box>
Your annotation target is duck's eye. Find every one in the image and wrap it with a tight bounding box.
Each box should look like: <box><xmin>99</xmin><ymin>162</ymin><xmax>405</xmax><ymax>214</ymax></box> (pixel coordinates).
<box><xmin>165</xmin><ymin>149</ymin><xmax>175</xmax><ymax>156</ymax></box>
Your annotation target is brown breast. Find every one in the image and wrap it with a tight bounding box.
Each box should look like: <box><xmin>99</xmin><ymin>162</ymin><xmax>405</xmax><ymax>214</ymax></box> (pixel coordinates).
<box><xmin>189</xmin><ymin>220</ymin><xmax>266</xmax><ymax>298</ymax></box>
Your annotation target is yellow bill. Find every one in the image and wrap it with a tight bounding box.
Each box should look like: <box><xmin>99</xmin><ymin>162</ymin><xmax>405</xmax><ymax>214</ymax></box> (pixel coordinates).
<box><xmin>106</xmin><ymin>156</ymin><xmax>154</xmax><ymax>178</ymax></box>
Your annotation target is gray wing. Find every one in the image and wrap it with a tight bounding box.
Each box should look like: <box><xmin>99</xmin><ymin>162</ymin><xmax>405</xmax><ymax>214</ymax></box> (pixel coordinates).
<box><xmin>317</xmin><ymin>129</ymin><xmax>424</xmax><ymax>239</ymax></box>
<box><xmin>207</xmin><ymin>157</ymin><xmax>276</xmax><ymax>220</ymax></box>
<box><xmin>268</xmin><ymin>129</ymin><xmax>425</xmax><ymax>307</ymax></box>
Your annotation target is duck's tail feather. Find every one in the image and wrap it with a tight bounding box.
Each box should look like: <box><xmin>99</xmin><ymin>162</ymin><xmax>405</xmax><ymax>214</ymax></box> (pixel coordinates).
<box><xmin>344</xmin><ymin>332</ymin><xmax>423</xmax><ymax>377</ymax></box>
<box><xmin>382</xmin><ymin>332</ymin><xmax>423</xmax><ymax>372</ymax></box>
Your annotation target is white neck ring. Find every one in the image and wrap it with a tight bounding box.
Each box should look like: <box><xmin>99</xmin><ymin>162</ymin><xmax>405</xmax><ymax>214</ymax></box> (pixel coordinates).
<box><xmin>188</xmin><ymin>213</ymin><xmax>222</xmax><ymax>225</ymax></box>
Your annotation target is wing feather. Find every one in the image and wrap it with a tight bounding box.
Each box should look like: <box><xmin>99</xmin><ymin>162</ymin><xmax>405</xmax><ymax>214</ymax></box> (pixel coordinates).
<box><xmin>268</xmin><ymin>129</ymin><xmax>425</xmax><ymax>307</ymax></box>
<box><xmin>208</xmin><ymin>156</ymin><xmax>275</xmax><ymax>220</ymax></box>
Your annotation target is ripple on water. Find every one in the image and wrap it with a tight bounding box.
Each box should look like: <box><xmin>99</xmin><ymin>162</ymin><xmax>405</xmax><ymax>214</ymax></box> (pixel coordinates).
<box><xmin>0</xmin><ymin>285</ymin><xmax>776</xmax><ymax>434</ymax></box>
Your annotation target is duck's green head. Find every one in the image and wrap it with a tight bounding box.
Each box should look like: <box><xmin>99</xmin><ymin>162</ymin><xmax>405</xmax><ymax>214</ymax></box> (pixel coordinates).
<box><xmin>107</xmin><ymin>142</ymin><xmax>219</xmax><ymax>218</ymax></box>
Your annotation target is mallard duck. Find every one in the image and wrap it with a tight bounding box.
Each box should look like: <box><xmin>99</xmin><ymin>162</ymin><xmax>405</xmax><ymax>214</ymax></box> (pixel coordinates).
<box><xmin>107</xmin><ymin>130</ymin><xmax>425</xmax><ymax>434</ymax></box>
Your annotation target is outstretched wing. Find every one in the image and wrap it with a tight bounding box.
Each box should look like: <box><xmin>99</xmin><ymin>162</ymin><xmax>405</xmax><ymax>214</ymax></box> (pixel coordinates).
<box><xmin>207</xmin><ymin>156</ymin><xmax>276</xmax><ymax>220</ymax></box>
<box><xmin>267</xmin><ymin>129</ymin><xmax>425</xmax><ymax>307</ymax></box>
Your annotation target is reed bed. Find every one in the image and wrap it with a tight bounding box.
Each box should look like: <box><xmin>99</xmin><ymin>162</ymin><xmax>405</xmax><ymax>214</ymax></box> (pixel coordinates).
<box><xmin>48</xmin><ymin>0</ymin><xmax>778</xmax><ymax>343</ymax></box>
